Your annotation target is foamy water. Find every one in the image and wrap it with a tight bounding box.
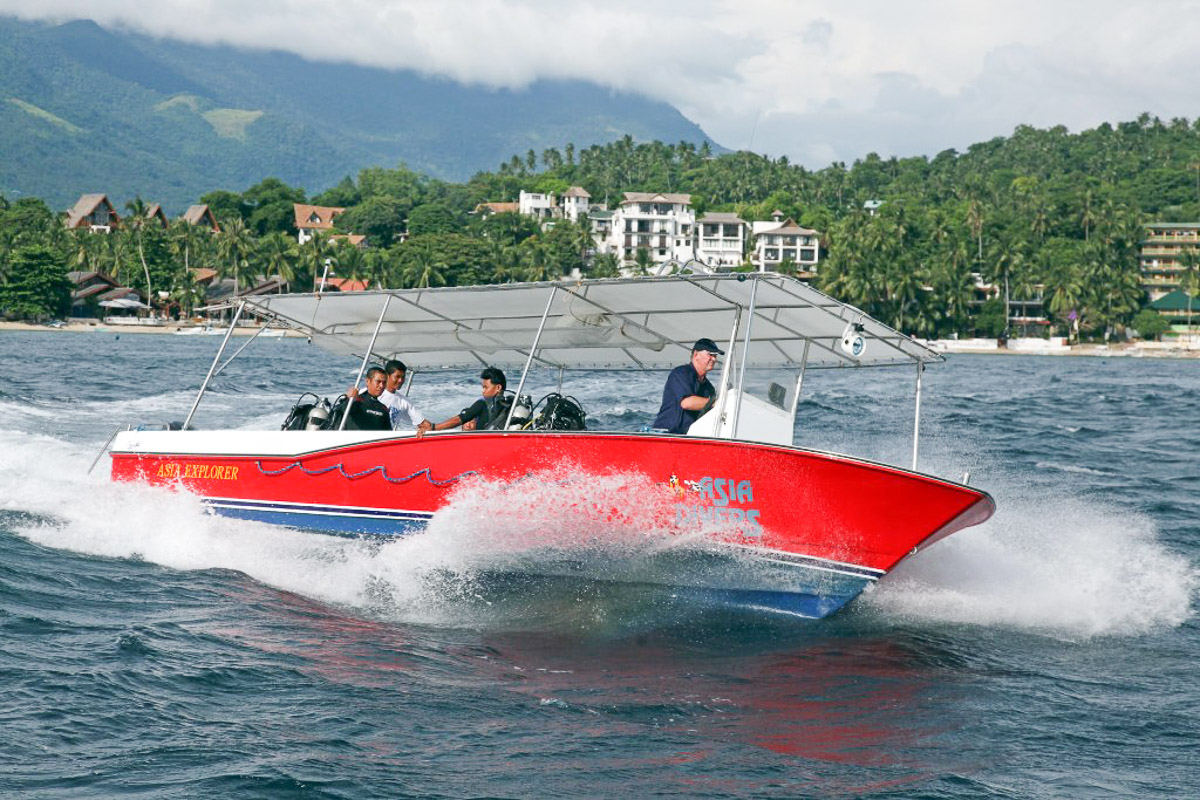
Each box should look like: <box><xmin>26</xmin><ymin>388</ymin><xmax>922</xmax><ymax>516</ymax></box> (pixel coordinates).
<box><xmin>2</xmin><ymin>331</ymin><xmax>1197</xmax><ymax>798</ymax></box>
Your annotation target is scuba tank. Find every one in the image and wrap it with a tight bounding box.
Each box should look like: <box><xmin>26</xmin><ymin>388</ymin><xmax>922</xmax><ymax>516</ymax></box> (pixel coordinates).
<box><xmin>507</xmin><ymin>394</ymin><xmax>533</xmax><ymax>430</ymax></box>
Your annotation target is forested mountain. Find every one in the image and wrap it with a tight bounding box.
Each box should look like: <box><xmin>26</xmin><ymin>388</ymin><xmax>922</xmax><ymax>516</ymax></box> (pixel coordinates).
<box><xmin>0</xmin><ymin>17</ymin><xmax>715</xmax><ymax>211</ymax></box>
<box><xmin>5</xmin><ymin>108</ymin><xmax>1200</xmax><ymax>341</ymax></box>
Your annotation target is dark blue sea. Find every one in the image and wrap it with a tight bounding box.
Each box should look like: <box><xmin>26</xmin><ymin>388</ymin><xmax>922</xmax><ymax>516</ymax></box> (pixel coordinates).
<box><xmin>1</xmin><ymin>330</ymin><xmax>1196</xmax><ymax>798</ymax></box>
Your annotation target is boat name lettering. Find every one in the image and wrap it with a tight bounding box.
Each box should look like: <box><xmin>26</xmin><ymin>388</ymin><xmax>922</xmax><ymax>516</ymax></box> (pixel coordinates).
<box><xmin>675</xmin><ymin>504</ymin><xmax>763</xmax><ymax>535</ymax></box>
<box><xmin>157</xmin><ymin>462</ymin><xmax>240</xmax><ymax>481</ymax></box>
<box><xmin>671</xmin><ymin>476</ymin><xmax>762</xmax><ymax>536</ymax></box>
<box><xmin>695</xmin><ymin>477</ymin><xmax>753</xmax><ymax>506</ymax></box>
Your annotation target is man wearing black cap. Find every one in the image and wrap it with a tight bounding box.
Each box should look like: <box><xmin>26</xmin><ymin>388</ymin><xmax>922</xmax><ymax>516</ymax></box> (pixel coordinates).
<box><xmin>652</xmin><ymin>337</ymin><xmax>724</xmax><ymax>434</ymax></box>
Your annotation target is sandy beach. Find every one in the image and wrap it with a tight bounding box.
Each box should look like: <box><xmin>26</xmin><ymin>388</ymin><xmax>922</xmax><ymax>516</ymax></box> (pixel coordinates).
<box><xmin>3</xmin><ymin>320</ymin><xmax>1195</xmax><ymax>356</ymax></box>
<box><xmin>0</xmin><ymin>320</ymin><xmax>306</xmax><ymax>338</ymax></box>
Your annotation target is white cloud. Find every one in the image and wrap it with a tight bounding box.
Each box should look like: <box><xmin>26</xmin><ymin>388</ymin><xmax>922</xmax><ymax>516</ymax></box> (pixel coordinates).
<box><xmin>4</xmin><ymin>0</ymin><xmax>1200</xmax><ymax>167</ymax></box>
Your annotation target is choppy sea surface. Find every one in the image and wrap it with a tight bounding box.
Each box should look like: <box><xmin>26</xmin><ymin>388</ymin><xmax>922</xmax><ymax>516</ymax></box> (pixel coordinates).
<box><xmin>0</xmin><ymin>329</ymin><xmax>1196</xmax><ymax>798</ymax></box>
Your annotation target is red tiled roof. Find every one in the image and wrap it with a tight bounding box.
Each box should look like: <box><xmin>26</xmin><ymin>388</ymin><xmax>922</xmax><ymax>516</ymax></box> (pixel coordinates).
<box><xmin>474</xmin><ymin>202</ymin><xmax>519</xmax><ymax>214</ymax></box>
<box><xmin>320</xmin><ymin>277</ymin><xmax>369</xmax><ymax>292</ymax></box>
<box><xmin>294</xmin><ymin>203</ymin><xmax>345</xmax><ymax>231</ymax></box>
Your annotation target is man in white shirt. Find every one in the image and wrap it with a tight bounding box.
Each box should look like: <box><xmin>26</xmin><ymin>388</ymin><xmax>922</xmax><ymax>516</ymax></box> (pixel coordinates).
<box><xmin>379</xmin><ymin>359</ymin><xmax>426</xmax><ymax>430</ymax></box>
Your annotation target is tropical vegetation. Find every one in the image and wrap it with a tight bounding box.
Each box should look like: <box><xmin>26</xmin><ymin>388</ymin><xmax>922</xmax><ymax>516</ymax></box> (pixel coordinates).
<box><xmin>5</xmin><ymin>113</ymin><xmax>1200</xmax><ymax>340</ymax></box>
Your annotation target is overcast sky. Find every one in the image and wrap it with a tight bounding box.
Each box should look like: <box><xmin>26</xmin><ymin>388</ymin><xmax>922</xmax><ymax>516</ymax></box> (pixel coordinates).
<box><xmin>5</xmin><ymin>1</ymin><xmax>1200</xmax><ymax>168</ymax></box>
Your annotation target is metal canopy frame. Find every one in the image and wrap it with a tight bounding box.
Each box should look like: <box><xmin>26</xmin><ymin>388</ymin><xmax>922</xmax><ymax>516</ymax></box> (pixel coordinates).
<box><xmin>183</xmin><ymin>275</ymin><xmax>937</xmax><ymax>468</ymax></box>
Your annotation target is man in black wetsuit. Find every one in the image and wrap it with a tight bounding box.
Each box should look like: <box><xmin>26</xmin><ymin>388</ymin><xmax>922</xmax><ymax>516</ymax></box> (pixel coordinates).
<box><xmin>652</xmin><ymin>338</ymin><xmax>723</xmax><ymax>434</ymax></box>
<box><xmin>343</xmin><ymin>366</ymin><xmax>392</xmax><ymax>430</ymax></box>
<box><xmin>417</xmin><ymin>367</ymin><xmax>507</xmax><ymax>435</ymax></box>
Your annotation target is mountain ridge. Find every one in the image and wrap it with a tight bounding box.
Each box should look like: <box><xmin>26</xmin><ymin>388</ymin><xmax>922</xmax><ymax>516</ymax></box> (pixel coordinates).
<box><xmin>0</xmin><ymin>17</ymin><xmax>718</xmax><ymax>212</ymax></box>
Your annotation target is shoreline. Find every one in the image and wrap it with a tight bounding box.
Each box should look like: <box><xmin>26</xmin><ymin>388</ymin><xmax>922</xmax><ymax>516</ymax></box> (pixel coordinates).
<box><xmin>1</xmin><ymin>320</ymin><xmax>1196</xmax><ymax>357</ymax></box>
<box><xmin>0</xmin><ymin>320</ymin><xmax>306</xmax><ymax>337</ymax></box>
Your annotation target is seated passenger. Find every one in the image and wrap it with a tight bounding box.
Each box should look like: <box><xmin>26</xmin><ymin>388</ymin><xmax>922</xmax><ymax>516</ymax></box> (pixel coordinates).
<box><xmin>417</xmin><ymin>367</ymin><xmax>507</xmax><ymax>436</ymax></box>
<box><xmin>652</xmin><ymin>338</ymin><xmax>722</xmax><ymax>434</ymax></box>
<box><xmin>343</xmin><ymin>366</ymin><xmax>391</xmax><ymax>430</ymax></box>
<box><xmin>378</xmin><ymin>359</ymin><xmax>427</xmax><ymax>430</ymax></box>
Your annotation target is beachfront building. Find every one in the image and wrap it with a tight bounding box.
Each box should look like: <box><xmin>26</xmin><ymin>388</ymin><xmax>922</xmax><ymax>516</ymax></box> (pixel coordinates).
<box><xmin>608</xmin><ymin>192</ymin><xmax>696</xmax><ymax>267</ymax></box>
<box><xmin>1140</xmin><ymin>222</ymin><xmax>1200</xmax><ymax>301</ymax></box>
<box><xmin>1148</xmin><ymin>289</ymin><xmax>1198</xmax><ymax>332</ymax></box>
<box><xmin>143</xmin><ymin>204</ymin><xmax>170</xmax><ymax>229</ymax></box>
<box><xmin>65</xmin><ymin>194</ymin><xmax>121</xmax><ymax>232</ymax></box>
<box><xmin>694</xmin><ymin>212</ymin><xmax>748</xmax><ymax>269</ymax></box>
<box><xmin>294</xmin><ymin>203</ymin><xmax>345</xmax><ymax>245</ymax></box>
<box><xmin>182</xmin><ymin>204</ymin><xmax>220</xmax><ymax>232</ymax></box>
<box><xmin>751</xmin><ymin>217</ymin><xmax>821</xmax><ymax>275</ymax></box>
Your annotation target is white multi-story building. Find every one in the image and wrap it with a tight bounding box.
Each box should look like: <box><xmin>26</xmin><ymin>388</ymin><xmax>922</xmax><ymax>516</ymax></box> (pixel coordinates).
<box><xmin>518</xmin><ymin>190</ymin><xmax>555</xmax><ymax>220</ymax></box>
<box><xmin>694</xmin><ymin>212</ymin><xmax>747</xmax><ymax>268</ymax></box>
<box><xmin>560</xmin><ymin>187</ymin><xmax>590</xmax><ymax>223</ymax></box>
<box><xmin>609</xmin><ymin>192</ymin><xmax>695</xmax><ymax>266</ymax></box>
<box><xmin>751</xmin><ymin>217</ymin><xmax>821</xmax><ymax>274</ymax></box>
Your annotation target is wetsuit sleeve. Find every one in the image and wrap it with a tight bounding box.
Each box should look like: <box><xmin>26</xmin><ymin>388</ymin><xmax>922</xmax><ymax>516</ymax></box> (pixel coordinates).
<box><xmin>459</xmin><ymin>398</ymin><xmax>488</xmax><ymax>425</ymax></box>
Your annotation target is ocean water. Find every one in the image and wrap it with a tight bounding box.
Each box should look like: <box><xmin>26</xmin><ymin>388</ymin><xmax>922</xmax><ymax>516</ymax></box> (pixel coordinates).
<box><xmin>0</xmin><ymin>330</ymin><xmax>1196</xmax><ymax>798</ymax></box>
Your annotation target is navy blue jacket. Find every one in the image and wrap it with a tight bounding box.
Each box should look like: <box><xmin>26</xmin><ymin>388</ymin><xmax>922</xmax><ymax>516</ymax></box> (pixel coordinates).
<box><xmin>652</xmin><ymin>363</ymin><xmax>715</xmax><ymax>434</ymax></box>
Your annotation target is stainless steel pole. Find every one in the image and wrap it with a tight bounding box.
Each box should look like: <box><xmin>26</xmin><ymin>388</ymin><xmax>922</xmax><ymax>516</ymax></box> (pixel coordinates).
<box><xmin>183</xmin><ymin>301</ymin><xmax>244</xmax><ymax>429</ymax></box>
<box><xmin>787</xmin><ymin>340</ymin><xmax>811</xmax><ymax>446</ymax></box>
<box><xmin>732</xmin><ymin>276</ymin><xmax>760</xmax><ymax>439</ymax></box>
<box><xmin>912</xmin><ymin>360</ymin><xmax>924</xmax><ymax>470</ymax></box>
<box><xmin>507</xmin><ymin>286</ymin><xmax>557</xmax><ymax>428</ymax></box>
<box><xmin>339</xmin><ymin>294</ymin><xmax>392</xmax><ymax>430</ymax></box>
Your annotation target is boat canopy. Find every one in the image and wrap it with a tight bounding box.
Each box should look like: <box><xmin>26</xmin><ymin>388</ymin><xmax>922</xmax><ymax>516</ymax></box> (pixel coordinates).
<box><xmin>240</xmin><ymin>274</ymin><xmax>942</xmax><ymax>371</ymax></box>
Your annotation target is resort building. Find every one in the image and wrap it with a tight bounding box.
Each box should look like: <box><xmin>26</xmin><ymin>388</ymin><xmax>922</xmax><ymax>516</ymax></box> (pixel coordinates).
<box><xmin>143</xmin><ymin>204</ymin><xmax>170</xmax><ymax>229</ymax></box>
<box><xmin>1140</xmin><ymin>222</ymin><xmax>1200</xmax><ymax>301</ymax></box>
<box><xmin>182</xmin><ymin>204</ymin><xmax>221</xmax><ymax>232</ymax></box>
<box><xmin>65</xmin><ymin>194</ymin><xmax>121</xmax><ymax>232</ymax></box>
<box><xmin>293</xmin><ymin>203</ymin><xmax>345</xmax><ymax>245</ymax></box>
<box><xmin>751</xmin><ymin>217</ymin><xmax>820</xmax><ymax>275</ymax></box>
<box><xmin>694</xmin><ymin>213</ymin><xmax>748</xmax><ymax>269</ymax></box>
<box><xmin>609</xmin><ymin>192</ymin><xmax>696</xmax><ymax>267</ymax></box>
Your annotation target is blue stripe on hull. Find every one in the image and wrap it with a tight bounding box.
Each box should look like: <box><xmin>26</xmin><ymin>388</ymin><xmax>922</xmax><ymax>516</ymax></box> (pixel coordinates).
<box><xmin>204</xmin><ymin>500</ymin><xmax>874</xmax><ymax>618</ymax></box>
<box><xmin>683</xmin><ymin>585</ymin><xmax>868</xmax><ymax>619</ymax></box>
<box><xmin>207</xmin><ymin>501</ymin><xmax>430</xmax><ymax>538</ymax></box>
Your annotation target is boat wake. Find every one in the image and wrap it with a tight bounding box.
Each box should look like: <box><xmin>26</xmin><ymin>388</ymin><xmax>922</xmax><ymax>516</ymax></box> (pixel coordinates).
<box><xmin>862</xmin><ymin>477</ymin><xmax>1198</xmax><ymax>638</ymax></box>
<box><xmin>2</xmin><ymin>430</ymin><xmax>1194</xmax><ymax>637</ymax></box>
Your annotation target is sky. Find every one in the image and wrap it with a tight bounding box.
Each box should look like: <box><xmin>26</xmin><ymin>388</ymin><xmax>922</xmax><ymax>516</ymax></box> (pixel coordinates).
<box><xmin>4</xmin><ymin>0</ymin><xmax>1200</xmax><ymax>169</ymax></box>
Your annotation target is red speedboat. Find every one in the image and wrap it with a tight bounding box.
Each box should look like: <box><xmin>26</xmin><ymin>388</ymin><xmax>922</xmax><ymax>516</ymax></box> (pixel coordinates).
<box><xmin>109</xmin><ymin>274</ymin><xmax>993</xmax><ymax>618</ymax></box>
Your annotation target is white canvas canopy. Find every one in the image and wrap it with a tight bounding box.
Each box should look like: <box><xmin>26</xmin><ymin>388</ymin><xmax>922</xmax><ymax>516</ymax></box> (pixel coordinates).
<box><xmin>99</xmin><ymin>297</ymin><xmax>149</xmax><ymax>309</ymax></box>
<box><xmin>240</xmin><ymin>274</ymin><xmax>941</xmax><ymax>371</ymax></box>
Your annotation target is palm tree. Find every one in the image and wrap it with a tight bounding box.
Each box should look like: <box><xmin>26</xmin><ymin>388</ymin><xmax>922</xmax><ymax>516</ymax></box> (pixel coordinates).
<box><xmin>299</xmin><ymin>232</ymin><xmax>334</xmax><ymax>291</ymax></box>
<box><xmin>590</xmin><ymin>252</ymin><xmax>620</xmax><ymax>278</ymax></box>
<box><xmin>171</xmin><ymin>269</ymin><xmax>208</xmax><ymax>320</ymax></box>
<box><xmin>216</xmin><ymin>216</ymin><xmax>256</xmax><ymax>295</ymax></box>
<box><xmin>401</xmin><ymin>243</ymin><xmax>447</xmax><ymax>288</ymax></box>
<box><xmin>123</xmin><ymin>196</ymin><xmax>155</xmax><ymax>308</ymax></box>
<box><xmin>521</xmin><ymin>238</ymin><xmax>557</xmax><ymax>282</ymax></box>
<box><xmin>1180</xmin><ymin>246</ymin><xmax>1200</xmax><ymax>336</ymax></box>
<box><xmin>572</xmin><ymin>218</ymin><xmax>595</xmax><ymax>272</ymax></box>
<box><xmin>260</xmin><ymin>232</ymin><xmax>298</xmax><ymax>292</ymax></box>
<box><xmin>632</xmin><ymin>247</ymin><xmax>653</xmax><ymax>276</ymax></box>
<box><xmin>965</xmin><ymin>198</ymin><xmax>985</xmax><ymax>261</ymax></box>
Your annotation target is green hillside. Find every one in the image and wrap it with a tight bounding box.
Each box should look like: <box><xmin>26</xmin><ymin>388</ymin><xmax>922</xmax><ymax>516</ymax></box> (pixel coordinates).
<box><xmin>0</xmin><ymin>17</ymin><xmax>716</xmax><ymax>213</ymax></box>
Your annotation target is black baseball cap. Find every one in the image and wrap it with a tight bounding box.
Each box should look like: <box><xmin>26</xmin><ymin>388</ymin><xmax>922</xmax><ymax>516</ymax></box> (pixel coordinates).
<box><xmin>692</xmin><ymin>337</ymin><xmax>724</xmax><ymax>355</ymax></box>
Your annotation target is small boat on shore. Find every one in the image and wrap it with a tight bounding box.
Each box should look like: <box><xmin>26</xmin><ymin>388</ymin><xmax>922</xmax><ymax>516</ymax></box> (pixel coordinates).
<box><xmin>107</xmin><ymin>274</ymin><xmax>994</xmax><ymax>619</ymax></box>
<box><xmin>173</xmin><ymin>325</ymin><xmax>225</xmax><ymax>336</ymax></box>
